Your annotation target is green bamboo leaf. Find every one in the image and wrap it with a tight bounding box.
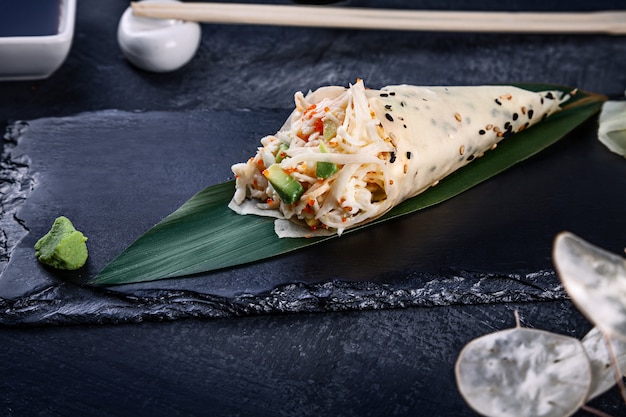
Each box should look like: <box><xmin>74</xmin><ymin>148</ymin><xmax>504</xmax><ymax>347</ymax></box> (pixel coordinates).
<box><xmin>91</xmin><ymin>85</ymin><xmax>606</xmax><ymax>285</ymax></box>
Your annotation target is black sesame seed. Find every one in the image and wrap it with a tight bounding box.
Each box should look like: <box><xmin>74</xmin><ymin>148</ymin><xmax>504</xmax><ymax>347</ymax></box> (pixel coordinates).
<box><xmin>546</xmin><ymin>92</ymin><xmax>554</xmax><ymax>100</ymax></box>
<box><xmin>540</xmin><ymin>97</ymin><xmax>544</xmax><ymax>104</ymax></box>
<box><xmin>385</xmin><ymin>104</ymin><xmax>392</xmax><ymax>110</ymax></box>
<box><xmin>389</xmin><ymin>92</ymin><xmax>396</xmax><ymax>96</ymax></box>
<box><xmin>400</xmin><ymin>101</ymin><xmax>406</xmax><ymax>107</ymax></box>
<box><xmin>467</xmin><ymin>155</ymin><xmax>475</xmax><ymax>161</ymax></box>
<box><xmin>512</xmin><ymin>113</ymin><xmax>518</xmax><ymax>121</ymax></box>
<box><xmin>403</xmin><ymin>124</ymin><xmax>407</xmax><ymax>128</ymax></box>
<box><xmin>479</xmin><ymin>129</ymin><xmax>486</xmax><ymax>135</ymax></box>
<box><xmin>495</xmin><ymin>98</ymin><xmax>502</xmax><ymax>106</ymax></box>
<box><xmin>528</xmin><ymin>109</ymin><xmax>534</xmax><ymax>119</ymax></box>
<box><xmin>406</xmin><ymin>151</ymin><xmax>412</xmax><ymax>159</ymax></box>
<box><xmin>390</xmin><ymin>152</ymin><xmax>396</xmax><ymax>163</ymax></box>
<box><xmin>504</xmin><ymin>121</ymin><xmax>511</xmax><ymax>130</ymax></box>
<box><xmin>385</xmin><ymin>113</ymin><xmax>394</xmax><ymax>122</ymax></box>
<box><xmin>380</xmin><ymin>93</ymin><xmax>389</xmax><ymax>97</ymax></box>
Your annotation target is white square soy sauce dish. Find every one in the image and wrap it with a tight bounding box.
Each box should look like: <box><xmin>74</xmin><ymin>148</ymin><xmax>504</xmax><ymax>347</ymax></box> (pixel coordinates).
<box><xmin>0</xmin><ymin>0</ymin><xmax>76</xmax><ymax>81</ymax></box>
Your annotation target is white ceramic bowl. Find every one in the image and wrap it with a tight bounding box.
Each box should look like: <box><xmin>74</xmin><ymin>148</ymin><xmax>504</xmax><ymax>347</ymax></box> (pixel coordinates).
<box><xmin>0</xmin><ymin>0</ymin><xmax>76</xmax><ymax>81</ymax></box>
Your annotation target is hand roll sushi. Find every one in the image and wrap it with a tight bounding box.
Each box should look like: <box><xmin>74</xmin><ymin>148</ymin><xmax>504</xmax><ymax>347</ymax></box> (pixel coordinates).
<box><xmin>230</xmin><ymin>80</ymin><xmax>568</xmax><ymax>237</ymax></box>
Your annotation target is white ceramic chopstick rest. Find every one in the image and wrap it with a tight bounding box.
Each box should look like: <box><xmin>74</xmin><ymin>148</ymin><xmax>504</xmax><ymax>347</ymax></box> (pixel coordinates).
<box><xmin>117</xmin><ymin>0</ymin><xmax>201</xmax><ymax>73</ymax></box>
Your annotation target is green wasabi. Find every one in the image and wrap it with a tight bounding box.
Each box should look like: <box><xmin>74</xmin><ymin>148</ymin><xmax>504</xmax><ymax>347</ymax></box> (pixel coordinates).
<box><xmin>34</xmin><ymin>216</ymin><xmax>88</xmax><ymax>270</ymax></box>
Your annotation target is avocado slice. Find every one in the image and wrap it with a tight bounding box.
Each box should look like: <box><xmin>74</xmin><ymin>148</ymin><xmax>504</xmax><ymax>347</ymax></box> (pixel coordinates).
<box><xmin>316</xmin><ymin>142</ymin><xmax>338</xmax><ymax>179</ymax></box>
<box><xmin>264</xmin><ymin>164</ymin><xmax>304</xmax><ymax>204</ymax></box>
<box><xmin>323</xmin><ymin>119</ymin><xmax>337</xmax><ymax>141</ymax></box>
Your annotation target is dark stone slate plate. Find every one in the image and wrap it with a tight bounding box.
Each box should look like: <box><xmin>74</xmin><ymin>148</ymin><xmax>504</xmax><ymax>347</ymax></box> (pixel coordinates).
<box><xmin>1</xmin><ymin>105</ymin><xmax>624</xmax><ymax>325</ymax></box>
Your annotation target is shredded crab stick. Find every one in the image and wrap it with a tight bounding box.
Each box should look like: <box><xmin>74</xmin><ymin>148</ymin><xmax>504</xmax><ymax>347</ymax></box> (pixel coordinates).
<box><xmin>230</xmin><ymin>80</ymin><xmax>567</xmax><ymax>237</ymax></box>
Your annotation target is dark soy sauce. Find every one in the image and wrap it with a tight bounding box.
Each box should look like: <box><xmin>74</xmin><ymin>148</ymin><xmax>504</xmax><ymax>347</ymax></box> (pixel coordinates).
<box><xmin>0</xmin><ymin>0</ymin><xmax>62</xmax><ymax>37</ymax></box>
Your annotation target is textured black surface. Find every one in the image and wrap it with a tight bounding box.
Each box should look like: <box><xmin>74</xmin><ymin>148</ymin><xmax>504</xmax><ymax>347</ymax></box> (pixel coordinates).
<box><xmin>1</xmin><ymin>0</ymin><xmax>626</xmax><ymax>416</ymax></box>
<box><xmin>0</xmin><ymin>304</ymin><xmax>602</xmax><ymax>417</ymax></box>
<box><xmin>1</xmin><ymin>106</ymin><xmax>625</xmax><ymax>325</ymax></box>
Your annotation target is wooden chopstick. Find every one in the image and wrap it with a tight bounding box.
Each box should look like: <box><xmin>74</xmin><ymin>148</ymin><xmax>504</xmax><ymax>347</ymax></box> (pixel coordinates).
<box><xmin>130</xmin><ymin>2</ymin><xmax>626</xmax><ymax>35</ymax></box>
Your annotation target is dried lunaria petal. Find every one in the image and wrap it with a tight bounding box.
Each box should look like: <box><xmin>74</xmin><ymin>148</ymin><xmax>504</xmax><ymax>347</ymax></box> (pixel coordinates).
<box><xmin>598</xmin><ymin>101</ymin><xmax>626</xmax><ymax>158</ymax></box>
<box><xmin>582</xmin><ymin>326</ymin><xmax>626</xmax><ymax>401</ymax></box>
<box><xmin>455</xmin><ymin>325</ymin><xmax>591</xmax><ymax>417</ymax></box>
<box><xmin>553</xmin><ymin>232</ymin><xmax>626</xmax><ymax>341</ymax></box>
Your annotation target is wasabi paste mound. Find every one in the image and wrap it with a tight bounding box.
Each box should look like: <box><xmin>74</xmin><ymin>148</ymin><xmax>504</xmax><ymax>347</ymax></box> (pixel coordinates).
<box><xmin>34</xmin><ymin>216</ymin><xmax>88</xmax><ymax>270</ymax></box>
